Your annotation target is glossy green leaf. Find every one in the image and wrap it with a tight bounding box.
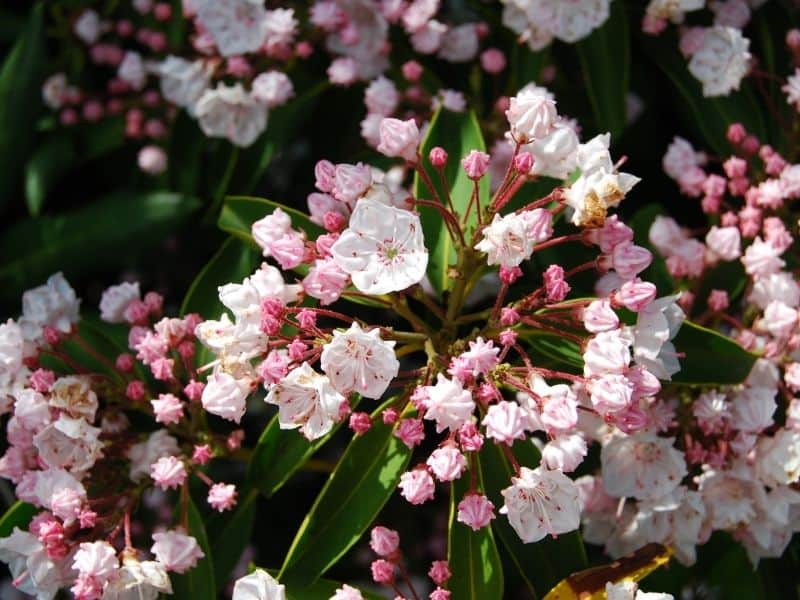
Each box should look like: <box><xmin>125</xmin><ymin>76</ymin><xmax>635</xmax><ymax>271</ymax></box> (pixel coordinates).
<box><xmin>639</xmin><ymin>30</ymin><xmax>767</xmax><ymax>156</ymax></box>
<box><xmin>448</xmin><ymin>456</ymin><xmax>504</xmax><ymax>600</ymax></box>
<box><xmin>171</xmin><ymin>497</ymin><xmax>216</xmax><ymax>600</ymax></box>
<box><xmin>0</xmin><ymin>191</ymin><xmax>201</xmax><ymax>303</ymax></box>
<box><xmin>0</xmin><ymin>2</ymin><xmax>46</xmax><ymax>213</ymax></box>
<box><xmin>278</xmin><ymin>398</ymin><xmax>412</xmax><ymax>588</ymax></box>
<box><xmin>575</xmin><ymin>0</ymin><xmax>629</xmax><ymax>138</ymax></box>
<box><xmin>413</xmin><ymin>108</ymin><xmax>489</xmax><ymax>296</ymax></box>
<box><xmin>247</xmin><ymin>397</ymin><xmax>360</xmax><ymax>499</ymax></box>
<box><xmin>219</xmin><ymin>195</ymin><xmax>324</xmax><ymax>248</ymax></box>
<box><xmin>77</xmin><ymin>117</ymin><xmax>125</xmax><ymax>163</ymax></box>
<box><xmin>0</xmin><ymin>501</ymin><xmax>37</xmax><ymax>538</ymax></box>
<box><xmin>672</xmin><ymin>321</ymin><xmax>758</xmax><ymax>385</ymax></box>
<box><xmin>25</xmin><ymin>135</ymin><xmax>77</xmax><ymax>216</ymax></box>
<box><xmin>209</xmin><ymin>490</ymin><xmax>257</xmax><ymax>589</ymax></box>
<box><xmin>520</xmin><ymin>330</ymin><xmax>583</xmax><ymax>373</ymax></box>
<box><xmin>480</xmin><ymin>441</ymin><xmax>588</xmax><ymax>598</ymax></box>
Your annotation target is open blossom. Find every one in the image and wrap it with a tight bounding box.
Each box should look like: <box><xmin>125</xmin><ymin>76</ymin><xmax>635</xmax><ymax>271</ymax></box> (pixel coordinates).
<box><xmin>688</xmin><ymin>26</ymin><xmax>751</xmax><ymax>97</ymax></box>
<box><xmin>195</xmin><ymin>83</ymin><xmax>267</xmax><ymax>147</ymax></box>
<box><xmin>265</xmin><ymin>363</ymin><xmax>346</xmax><ymax>441</ymax></box>
<box><xmin>151</xmin><ymin>531</ymin><xmax>204</xmax><ymax>574</ymax></box>
<box><xmin>34</xmin><ymin>415</ymin><xmax>103</xmax><ymax>473</ymax></box>
<box><xmin>251</xmin><ymin>71</ymin><xmax>295</xmax><ymax>109</ymax></box>
<box><xmin>475</xmin><ymin>212</ymin><xmax>536</xmax><ymax>267</ymax></box>
<box><xmin>104</xmin><ymin>556</ymin><xmax>172</xmax><ymax>599</ymax></box>
<box><xmin>483</xmin><ymin>400</ymin><xmax>529</xmax><ymax>443</ymax></box>
<box><xmin>194</xmin><ymin>0</ymin><xmax>268</xmax><ymax>56</ymax></box>
<box><xmin>201</xmin><ymin>367</ymin><xmax>253</xmax><ymax>423</ymax></box>
<box><xmin>632</xmin><ymin>295</ymin><xmax>685</xmax><ymax>380</ymax></box>
<box><xmin>320</xmin><ymin>322</ymin><xmax>399</xmax><ymax>398</ymax></box>
<box><xmin>73</xmin><ymin>541</ymin><xmax>118</xmax><ymax>581</ymax></box>
<box><xmin>232</xmin><ymin>569</ymin><xmax>286</xmax><ymax>600</ymax></box>
<box><xmin>422</xmin><ymin>375</ymin><xmax>476</xmax><ymax>433</ymax></box>
<box><xmin>155</xmin><ymin>56</ymin><xmax>210</xmax><ymax>112</ymax></box>
<box><xmin>331</xmin><ymin>198</ymin><xmax>428</xmax><ymax>295</ymax></box>
<box><xmin>601</xmin><ymin>434</ymin><xmax>687</xmax><ymax>500</ymax></box>
<box><xmin>500</xmin><ymin>466</ymin><xmax>581</xmax><ymax>543</ymax></box>
<box><xmin>19</xmin><ymin>272</ymin><xmax>80</xmax><ymax>342</ymax></box>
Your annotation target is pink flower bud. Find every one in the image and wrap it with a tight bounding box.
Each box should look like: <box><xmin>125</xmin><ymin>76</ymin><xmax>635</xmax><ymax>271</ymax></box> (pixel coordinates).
<box><xmin>151</xmin><ymin>393</ymin><xmax>184</xmax><ymax>425</ymax></box>
<box><xmin>371</xmin><ymin>559</ymin><xmax>395</xmax><ymax>584</ymax></box>
<box><xmin>43</xmin><ymin>325</ymin><xmax>61</xmax><ymax>345</ymax></box>
<box><xmin>707</xmin><ymin>289</ymin><xmax>729</xmax><ymax>311</ymax></box>
<box><xmin>382</xmin><ymin>408</ymin><xmax>399</xmax><ymax>424</ymax></box>
<box><xmin>394</xmin><ymin>418</ymin><xmax>425</xmax><ymax>449</ymax></box>
<box><xmin>614</xmin><ymin>280</ymin><xmax>657</xmax><ymax>312</ymax></box>
<box><xmin>513</xmin><ymin>151</ymin><xmax>533</xmax><ymax>173</ymax></box>
<box><xmin>461</xmin><ymin>150</ymin><xmax>490</xmax><ymax>179</ymax></box>
<box><xmin>29</xmin><ymin>368</ymin><xmax>55</xmax><ymax>392</ymax></box>
<box><xmin>398</xmin><ymin>468</ymin><xmax>435</xmax><ymax>504</ymax></box>
<box><xmin>315</xmin><ymin>160</ymin><xmax>336</xmax><ymax>192</ymax></box>
<box><xmin>431</xmin><ymin>587</ymin><xmax>452</xmax><ymax>600</ymax></box>
<box><xmin>401</xmin><ymin>60</ymin><xmax>423</xmax><ymax>82</ymax></box>
<box><xmin>498</xmin><ymin>329</ymin><xmax>517</xmax><ymax>347</ymax></box>
<box><xmin>227</xmin><ymin>429</ymin><xmax>245</xmax><ymax>450</ymax></box>
<box><xmin>426</xmin><ymin>446</ymin><xmax>467</xmax><ymax>482</ymax></box>
<box><xmin>377</xmin><ymin>118</ymin><xmax>420</xmax><ymax>162</ymax></box>
<box><xmin>150</xmin><ymin>456</ymin><xmax>187</xmax><ymax>490</ymax></box>
<box><xmin>295</xmin><ymin>41</ymin><xmax>313</xmax><ymax>58</ymax></box>
<box><xmin>192</xmin><ymin>444</ymin><xmax>212</xmax><ymax>465</ymax></box>
<box><xmin>543</xmin><ymin>264</ymin><xmax>570</xmax><ymax>302</ymax></box>
<box><xmin>608</xmin><ymin>242</ymin><xmax>653</xmax><ymax>280</ymax></box>
<box><xmin>458</xmin><ymin>422</ymin><xmax>484</xmax><ymax>452</ymax></box>
<box><xmin>370</xmin><ymin>526</ymin><xmax>400</xmax><ymax>557</ymax></box>
<box><xmin>138</xmin><ymin>145</ymin><xmax>167</xmax><ymax>175</ymax></box>
<box><xmin>208</xmin><ymin>483</ymin><xmax>237</xmax><ymax>512</ymax></box>
<box><xmin>480</xmin><ymin>48</ymin><xmax>506</xmax><ymax>74</ymax></box>
<box><xmin>701</xmin><ymin>195</ymin><xmax>721</xmax><ymax>214</ymax></box>
<box><xmin>126</xmin><ymin>380</ymin><xmax>145</xmax><ymax>401</ymax></box>
<box><xmin>642</xmin><ymin>14</ymin><xmax>667</xmax><ymax>34</ymax></box>
<box><xmin>150</xmin><ymin>357</ymin><xmax>174</xmax><ymax>381</ymax></box>
<box><xmin>323</xmin><ymin>211</ymin><xmax>346</xmax><ymax>232</ymax></box>
<box><xmin>742</xmin><ymin>135</ymin><xmax>760</xmax><ymax>155</ymax></box>
<box><xmin>144</xmin><ymin>291</ymin><xmax>163</xmax><ymax>315</ymax></box>
<box><xmin>499</xmin><ymin>265</ymin><xmax>522</xmax><ymax>284</ymax></box>
<box><xmin>457</xmin><ymin>493</ymin><xmax>496</xmax><ymax>530</ymax></box>
<box><xmin>183</xmin><ymin>379</ymin><xmax>205</xmax><ymax>402</ymax></box>
<box><xmin>727</xmin><ymin>123</ymin><xmax>746</xmax><ymax>144</ymax></box>
<box><xmin>429</xmin><ymin>561</ymin><xmax>451</xmax><ymax>585</ymax></box>
<box><xmin>429</xmin><ymin>146</ymin><xmax>448</xmax><ymax>168</ymax></box>
<box><xmin>723</xmin><ymin>156</ymin><xmax>747</xmax><ymax>178</ymax></box>
<box><xmin>287</xmin><ymin>339</ymin><xmax>308</xmax><ymax>361</ymax></box>
<box><xmin>500</xmin><ymin>308</ymin><xmax>520</xmax><ymax>326</ymax></box>
<box><xmin>60</xmin><ymin>108</ymin><xmax>79</xmax><ymax>125</ymax></box>
<box><xmin>349</xmin><ymin>411</ymin><xmax>373</xmax><ymax>434</ymax></box>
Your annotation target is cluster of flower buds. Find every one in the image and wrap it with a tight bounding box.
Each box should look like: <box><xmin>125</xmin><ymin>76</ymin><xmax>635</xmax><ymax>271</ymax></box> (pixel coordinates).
<box><xmin>574</xmin><ymin>120</ymin><xmax>800</xmax><ymax>567</ymax></box>
<box><xmin>196</xmin><ymin>82</ymin><xmax>690</xmax><ymax>573</ymax></box>
<box><xmin>0</xmin><ymin>273</ymin><xmax>249</xmax><ymax>598</ymax></box>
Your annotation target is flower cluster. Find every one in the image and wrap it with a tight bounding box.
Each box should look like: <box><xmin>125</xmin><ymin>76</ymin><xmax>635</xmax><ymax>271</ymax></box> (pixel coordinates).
<box><xmin>0</xmin><ymin>274</ymin><xmax>248</xmax><ymax>598</ymax></box>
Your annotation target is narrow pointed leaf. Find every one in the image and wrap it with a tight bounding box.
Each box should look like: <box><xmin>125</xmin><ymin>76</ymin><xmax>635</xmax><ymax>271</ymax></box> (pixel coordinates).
<box><xmin>170</xmin><ymin>497</ymin><xmax>216</xmax><ymax>600</ymax></box>
<box><xmin>209</xmin><ymin>490</ymin><xmax>257</xmax><ymax>589</ymax></box>
<box><xmin>0</xmin><ymin>501</ymin><xmax>37</xmax><ymax>538</ymax></box>
<box><xmin>448</xmin><ymin>456</ymin><xmax>504</xmax><ymax>599</ymax></box>
<box><xmin>671</xmin><ymin>321</ymin><xmax>758</xmax><ymax>385</ymax></box>
<box><xmin>278</xmin><ymin>398</ymin><xmax>411</xmax><ymax>588</ymax></box>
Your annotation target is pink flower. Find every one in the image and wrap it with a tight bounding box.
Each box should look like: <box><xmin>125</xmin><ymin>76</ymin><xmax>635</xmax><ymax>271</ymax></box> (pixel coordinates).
<box><xmin>543</xmin><ymin>264</ymin><xmax>570</xmax><ymax>302</ymax></box>
<box><xmin>426</xmin><ymin>446</ymin><xmax>467</xmax><ymax>482</ymax></box>
<box><xmin>457</xmin><ymin>493</ymin><xmax>495</xmax><ymax>530</ymax></box>
<box><xmin>150</xmin><ymin>456</ymin><xmax>187</xmax><ymax>490</ymax></box>
<box><xmin>705</xmin><ymin>225</ymin><xmax>741</xmax><ymax>261</ymax></box>
<box><xmin>394</xmin><ymin>418</ymin><xmax>425</xmax><ymax>449</ymax></box>
<box><xmin>482</xmin><ymin>401</ymin><xmax>528</xmax><ymax>444</ymax></box>
<box><xmin>614</xmin><ymin>280</ymin><xmax>656</xmax><ymax>312</ymax></box>
<box><xmin>430</xmin><ymin>588</ymin><xmax>452</xmax><ymax>600</ymax></box>
<box><xmin>542</xmin><ymin>434</ymin><xmax>588</xmax><ymax>473</ymax></box>
<box><xmin>151</xmin><ymin>393</ymin><xmax>183</xmax><ymax>425</ymax></box>
<box><xmin>423</xmin><ymin>375</ymin><xmax>475</xmax><ymax>433</ymax></box>
<box><xmin>480</xmin><ymin>48</ymin><xmax>506</xmax><ymax>73</ymax></box>
<box><xmin>371</xmin><ymin>559</ymin><xmax>395</xmax><ymax>584</ymax></box>
<box><xmin>269</xmin><ymin>233</ymin><xmax>307</xmax><ymax>270</ymax></box>
<box><xmin>583</xmin><ymin>330</ymin><xmax>631</xmax><ymax>377</ymax></box>
<box><xmin>506</xmin><ymin>87</ymin><xmax>557</xmax><ymax>143</ymax></box>
<box><xmin>462</xmin><ymin>150</ymin><xmax>490</xmax><ymax>179</ymax></box>
<box><xmin>151</xmin><ymin>530</ymin><xmax>204</xmax><ymax>573</ymax></box>
<box><xmin>608</xmin><ymin>242</ymin><xmax>653</xmax><ymax>280</ymax></box>
<box><xmin>73</xmin><ymin>541</ymin><xmax>118</xmax><ymax>581</ymax></box>
<box><xmin>398</xmin><ymin>468</ymin><xmax>435</xmax><ymax>504</ymax></box>
<box><xmin>741</xmin><ymin>237</ymin><xmax>785</xmax><ymax>279</ymax></box>
<box><xmin>428</xmin><ymin>560</ymin><xmax>451</xmax><ymax>585</ymax></box>
<box><xmin>457</xmin><ymin>337</ymin><xmax>500</xmax><ymax>377</ymax></box>
<box><xmin>458</xmin><ymin>422</ymin><xmax>484</xmax><ymax>452</ymax></box>
<box><xmin>377</xmin><ymin>118</ymin><xmax>420</xmax><ymax>161</ymax></box>
<box><xmin>583</xmin><ymin>299</ymin><xmax>620</xmax><ymax>333</ymax></box>
<box><xmin>303</xmin><ymin>258</ymin><xmax>350</xmax><ymax>305</ymax></box>
<box><xmin>328</xmin><ymin>57</ymin><xmax>358</xmax><ymax>86</ymax></box>
<box><xmin>708</xmin><ymin>289</ymin><xmax>729</xmax><ymax>311</ymax></box>
<box><xmin>370</xmin><ymin>526</ymin><xmax>400</xmax><ymax>557</ymax></box>
<box><xmin>349</xmin><ymin>412</ymin><xmax>373</xmax><ymax>434</ymax></box>
<box><xmin>192</xmin><ymin>444</ymin><xmax>212</xmax><ymax>465</ymax></box>
<box><xmin>252</xmin><ymin>208</ymin><xmax>292</xmax><ymax>255</ymax></box>
<box><xmin>590</xmin><ymin>374</ymin><xmax>634</xmax><ymax>416</ymax></box>
<box><xmin>208</xmin><ymin>483</ymin><xmax>237</xmax><ymax>512</ymax></box>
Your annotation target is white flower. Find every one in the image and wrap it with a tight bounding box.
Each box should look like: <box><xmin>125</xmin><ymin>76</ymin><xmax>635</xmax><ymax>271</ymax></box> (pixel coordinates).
<box><xmin>499</xmin><ymin>466</ymin><xmax>581</xmax><ymax>543</ymax></box>
<box><xmin>102</xmin><ymin>556</ymin><xmax>173</xmax><ymax>600</ymax></box>
<box><xmin>601</xmin><ymin>434</ymin><xmax>687</xmax><ymax>500</ymax></box>
<box><xmin>232</xmin><ymin>569</ymin><xmax>286</xmax><ymax>600</ymax></box>
<box><xmin>565</xmin><ymin>134</ymin><xmax>640</xmax><ymax>227</ymax></box>
<box><xmin>437</xmin><ymin>24</ymin><xmax>480</xmax><ymax>63</ymax></box>
<box><xmin>49</xmin><ymin>376</ymin><xmax>98</xmax><ymax>421</ymax></box>
<box><xmin>698</xmin><ymin>467</ymin><xmax>760</xmax><ymax>529</ymax></box>
<box><xmin>475</xmin><ymin>212</ymin><xmax>535</xmax><ymax>268</ymax></box>
<box><xmin>632</xmin><ymin>295</ymin><xmax>685</xmax><ymax>380</ymax></box>
<box><xmin>320</xmin><ymin>322</ymin><xmax>399</xmax><ymax>398</ymax></box>
<box><xmin>783</xmin><ymin>68</ymin><xmax>800</xmax><ymax>109</ymax></box>
<box><xmin>194</xmin><ymin>0</ymin><xmax>268</xmax><ymax>56</ymax></box>
<box><xmin>118</xmin><ymin>51</ymin><xmax>146</xmax><ymax>91</ymax></box>
<box><xmin>756</xmin><ymin>429</ymin><xmax>800</xmax><ymax>487</ymax></box>
<box><xmin>34</xmin><ymin>414</ymin><xmax>103</xmax><ymax>473</ymax></box>
<box><xmin>201</xmin><ymin>366</ymin><xmax>254</xmax><ymax>423</ymax></box>
<box><xmin>0</xmin><ymin>319</ymin><xmax>25</xmax><ymax>383</ymax></box>
<box><xmin>100</xmin><ymin>282</ymin><xmax>141</xmax><ymax>323</ymax></box>
<box><xmin>127</xmin><ymin>430</ymin><xmax>180</xmax><ymax>482</ymax></box>
<box><xmin>42</xmin><ymin>73</ymin><xmax>68</xmax><ymax>109</ymax></box>
<box><xmin>606</xmin><ymin>580</ymin><xmax>674</xmax><ymax>600</ymax></box>
<box><xmin>74</xmin><ymin>10</ymin><xmax>101</xmax><ymax>44</ymax></box>
<box><xmin>325</xmin><ymin>0</ymin><xmax>389</xmax><ymax>80</ymax></box>
<box><xmin>265</xmin><ymin>363</ymin><xmax>346</xmax><ymax>440</ymax></box>
<box><xmin>331</xmin><ymin>198</ymin><xmax>428</xmax><ymax>295</ymax></box>
<box><xmin>19</xmin><ymin>272</ymin><xmax>80</xmax><ymax>343</ymax></box>
<box><xmin>506</xmin><ymin>85</ymin><xmax>558</xmax><ymax>143</ymax></box>
<box><xmin>251</xmin><ymin>71</ymin><xmax>295</xmax><ymax>109</ymax></box>
<box><xmin>748</xmin><ymin>272</ymin><xmax>800</xmax><ymax>309</ymax></box>
<box><xmin>688</xmin><ymin>26</ymin><xmax>751</xmax><ymax>97</ymax></box>
<box><xmin>423</xmin><ymin>374</ymin><xmax>476</xmax><ymax>433</ymax></box>
<box><xmin>195</xmin><ymin>83</ymin><xmax>267</xmax><ymax>147</ymax></box>
<box><xmin>527</xmin><ymin>125</ymin><xmax>580</xmax><ymax>179</ymax></box>
<box><xmin>0</xmin><ymin>527</ymin><xmax>73</xmax><ymax>598</ymax></box>
<box><xmin>550</xmin><ymin>0</ymin><xmax>611</xmax><ymax>43</ymax></box>
<box><xmin>155</xmin><ymin>56</ymin><xmax>211</xmax><ymax>113</ymax></box>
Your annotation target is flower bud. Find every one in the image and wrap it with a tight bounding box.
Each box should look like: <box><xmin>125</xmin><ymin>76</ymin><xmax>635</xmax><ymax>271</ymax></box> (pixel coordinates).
<box><xmin>429</xmin><ymin>146</ymin><xmax>448</xmax><ymax>168</ymax></box>
<box><xmin>377</xmin><ymin>118</ymin><xmax>420</xmax><ymax>161</ymax></box>
<box><xmin>461</xmin><ymin>150</ymin><xmax>490</xmax><ymax>179</ymax></box>
<box><xmin>370</xmin><ymin>526</ymin><xmax>400</xmax><ymax>557</ymax></box>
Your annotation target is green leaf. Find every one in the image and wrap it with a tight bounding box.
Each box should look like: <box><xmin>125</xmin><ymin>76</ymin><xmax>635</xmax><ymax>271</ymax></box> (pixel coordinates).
<box><xmin>0</xmin><ymin>2</ymin><xmax>46</xmax><ymax>213</ymax></box>
<box><xmin>0</xmin><ymin>501</ymin><xmax>37</xmax><ymax>538</ymax></box>
<box><xmin>209</xmin><ymin>490</ymin><xmax>257</xmax><ymax>589</ymax></box>
<box><xmin>575</xmin><ymin>0</ymin><xmax>630</xmax><ymax>138</ymax></box>
<box><xmin>413</xmin><ymin>108</ymin><xmax>489</xmax><ymax>296</ymax></box>
<box><xmin>25</xmin><ymin>135</ymin><xmax>77</xmax><ymax>216</ymax></box>
<box><xmin>691</xmin><ymin>259</ymin><xmax>747</xmax><ymax>317</ymax></box>
<box><xmin>0</xmin><ymin>191</ymin><xmax>201</xmax><ymax>303</ymax></box>
<box><xmin>219</xmin><ymin>195</ymin><xmax>324</xmax><ymax>248</ymax></box>
<box><xmin>672</xmin><ymin>320</ymin><xmax>758</xmax><ymax>385</ymax></box>
<box><xmin>169</xmin><ymin>111</ymin><xmax>206</xmax><ymax>195</ymax></box>
<box><xmin>510</xmin><ymin>44</ymin><xmax>549</xmax><ymax>92</ymax></box>
<box><xmin>639</xmin><ymin>29</ymin><xmax>767</xmax><ymax>156</ymax></box>
<box><xmin>520</xmin><ymin>330</ymin><xmax>583</xmax><ymax>373</ymax></box>
<box><xmin>247</xmin><ymin>397</ymin><xmax>359</xmax><ymax>498</ymax></box>
<box><xmin>480</xmin><ymin>441</ymin><xmax>588</xmax><ymax>598</ymax></box>
<box><xmin>234</xmin><ymin>83</ymin><xmax>326</xmax><ymax>194</ymax></box>
<box><xmin>448</xmin><ymin>456</ymin><xmax>504</xmax><ymax>600</ymax></box>
<box><xmin>171</xmin><ymin>496</ymin><xmax>216</xmax><ymax>600</ymax></box>
<box><xmin>278</xmin><ymin>398</ymin><xmax>412</xmax><ymax>589</ymax></box>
